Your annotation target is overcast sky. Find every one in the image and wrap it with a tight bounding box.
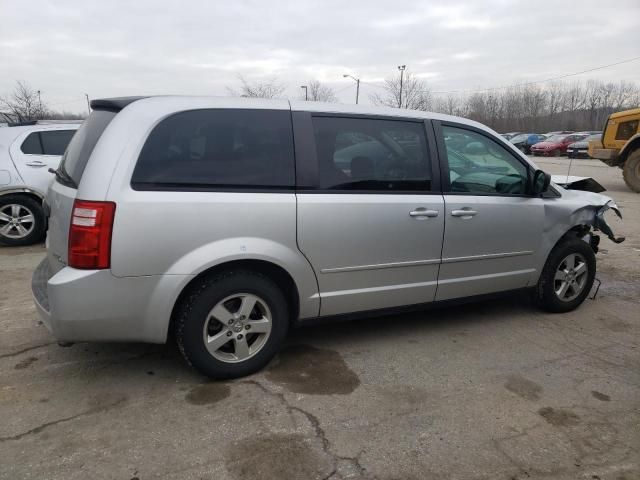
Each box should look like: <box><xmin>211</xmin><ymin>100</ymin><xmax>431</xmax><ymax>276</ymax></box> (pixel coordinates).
<box><xmin>1</xmin><ymin>0</ymin><xmax>639</xmax><ymax>113</ymax></box>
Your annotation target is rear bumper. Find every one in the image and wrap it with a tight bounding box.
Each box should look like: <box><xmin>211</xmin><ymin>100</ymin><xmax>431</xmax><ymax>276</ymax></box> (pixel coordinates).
<box><xmin>31</xmin><ymin>257</ymin><xmax>190</xmax><ymax>344</ymax></box>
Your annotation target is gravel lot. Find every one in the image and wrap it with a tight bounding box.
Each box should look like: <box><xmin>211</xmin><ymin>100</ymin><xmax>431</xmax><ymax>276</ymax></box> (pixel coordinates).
<box><xmin>1</xmin><ymin>157</ymin><xmax>638</xmax><ymax>480</ymax></box>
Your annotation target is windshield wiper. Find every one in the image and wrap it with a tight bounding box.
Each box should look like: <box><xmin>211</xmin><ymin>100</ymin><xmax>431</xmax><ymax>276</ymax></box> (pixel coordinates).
<box><xmin>48</xmin><ymin>167</ymin><xmax>78</xmax><ymax>188</ymax></box>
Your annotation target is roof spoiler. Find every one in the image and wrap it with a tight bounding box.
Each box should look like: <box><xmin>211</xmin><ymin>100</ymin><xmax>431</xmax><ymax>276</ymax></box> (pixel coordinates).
<box><xmin>90</xmin><ymin>96</ymin><xmax>148</xmax><ymax>112</ymax></box>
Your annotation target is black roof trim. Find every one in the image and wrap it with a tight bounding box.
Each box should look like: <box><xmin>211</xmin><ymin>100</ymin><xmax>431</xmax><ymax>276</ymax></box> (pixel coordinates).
<box><xmin>8</xmin><ymin>120</ymin><xmax>38</xmax><ymax>127</ymax></box>
<box><xmin>90</xmin><ymin>96</ymin><xmax>148</xmax><ymax>112</ymax></box>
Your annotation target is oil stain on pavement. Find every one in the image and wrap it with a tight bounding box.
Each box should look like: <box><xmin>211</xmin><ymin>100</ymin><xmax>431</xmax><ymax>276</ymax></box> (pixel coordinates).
<box><xmin>185</xmin><ymin>383</ymin><xmax>231</xmax><ymax>405</ymax></box>
<box><xmin>266</xmin><ymin>345</ymin><xmax>360</xmax><ymax>395</ymax></box>
<box><xmin>538</xmin><ymin>407</ymin><xmax>581</xmax><ymax>426</ymax></box>
<box><xmin>591</xmin><ymin>390</ymin><xmax>611</xmax><ymax>402</ymax></box>
<box><xmin>504</xmin><ymin>375</ymin><xmax>543</xmax><ymax>401</ymax></box>
<box><xmin>224</xmin><ymin>433</ymin><xmax>326</xmax><ymax>480</ymax></box>
<box><xmin>14</xmin><ymin>356</ymin><xmax>38</xmax><ymax>369</ymax></box>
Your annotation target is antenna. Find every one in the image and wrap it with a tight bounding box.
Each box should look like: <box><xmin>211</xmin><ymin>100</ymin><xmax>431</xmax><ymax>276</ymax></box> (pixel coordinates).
<box><xmin>566</xmin><ymin>153</ymin><xmax>574</xmax><ymax>184</ymax></box>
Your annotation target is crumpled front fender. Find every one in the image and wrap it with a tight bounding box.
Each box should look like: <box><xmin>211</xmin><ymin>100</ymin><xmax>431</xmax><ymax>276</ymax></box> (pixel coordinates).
<box><xmin>595</xmin><ymin>200</ymin><xmax>625</xmax><ymax>244</ymax></box>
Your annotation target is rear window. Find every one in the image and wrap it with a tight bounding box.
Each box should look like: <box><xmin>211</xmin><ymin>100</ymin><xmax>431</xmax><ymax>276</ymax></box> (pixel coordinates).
<box><xmin>60</xmin><ymin>110</ymin><xmax>116</xmax><ymax>185</ymax></box>
<box><xmin>131</xmin><ymin>109</ymin><xmax>295</xmax><ymax>190</ymax></box>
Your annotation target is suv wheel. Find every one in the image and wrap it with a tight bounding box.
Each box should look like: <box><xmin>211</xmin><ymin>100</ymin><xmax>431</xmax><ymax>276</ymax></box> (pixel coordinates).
<box><xmin>175</xmin><ymin>270</ymin><xmax>289</xmax><ymax>379</ymax></box>
<box><xmin>622</xmin><ymin>149</ymin><xmax>640</xmax><ymax>193</ymax></box>
<box><xmin>0</xmin><ymin>195</ymin><xmax>46</xmax><ymax>246</ymax></box>
<box><xmin>535</xmin><ymin>238</ymin><xmax>596</xmax><ymax>313</ymax></box>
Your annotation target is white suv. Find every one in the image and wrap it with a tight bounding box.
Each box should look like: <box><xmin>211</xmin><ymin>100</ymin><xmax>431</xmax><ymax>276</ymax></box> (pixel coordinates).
<box><xmin>0</xmin><ymin>122</ymin><xmax>79</xmax><ymax>245</ymax></box>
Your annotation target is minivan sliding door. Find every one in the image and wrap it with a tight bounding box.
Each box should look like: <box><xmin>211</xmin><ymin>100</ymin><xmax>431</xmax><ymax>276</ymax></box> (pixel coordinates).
<box><xmin>294</xmin><ymin>112</ymin><xmax>444</xmax><ymax>317</ymax></box>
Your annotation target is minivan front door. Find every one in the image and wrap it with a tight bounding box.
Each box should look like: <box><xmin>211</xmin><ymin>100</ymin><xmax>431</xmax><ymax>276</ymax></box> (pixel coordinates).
<box><xmin>295</xmin><ymin>113</ymin><xmax>444</xmax><ymax>316</ymax></box>
<box><xmin>435</xmin><ymin>123</ymin><xmax>545</xmax><ymax>300</ymax></box>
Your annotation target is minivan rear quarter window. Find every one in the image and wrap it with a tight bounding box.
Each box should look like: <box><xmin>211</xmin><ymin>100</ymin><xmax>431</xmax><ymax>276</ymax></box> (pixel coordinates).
<box><xmin>60</xmin><ymin>110</ymin><xmax>116</xmax><ymax>185</ymax></box>
<box><xmin>131</xmin><ymin>109</ymin><xmax>295</xmax><ymax>190</ymax></box>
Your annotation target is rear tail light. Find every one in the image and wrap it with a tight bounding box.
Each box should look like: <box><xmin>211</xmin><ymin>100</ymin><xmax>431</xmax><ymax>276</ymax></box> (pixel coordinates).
<box><xmin>68</xmin><ymin>200</ymin><xmax>116</xmax><ymax>269</ymax></box>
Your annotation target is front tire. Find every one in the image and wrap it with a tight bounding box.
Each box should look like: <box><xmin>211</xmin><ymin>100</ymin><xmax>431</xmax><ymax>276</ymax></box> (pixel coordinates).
<box><xmin>175</xmin><ymin>270</ymin><xmax>289</xmax><ymax>379</ymax></box>
<box><xmin>0</xmin><ymin>194</ymin><xmax>46</xmax><ymax>246</ymax></box>
<box><xmin>622</xmin><ymin>149</ymin><xmax>640</xmax><ymax>193</ymax></box>
<box><xmin>535</xmin><ymin>238</ymin><xmax>596</xmax><ymax>313</ymax></box>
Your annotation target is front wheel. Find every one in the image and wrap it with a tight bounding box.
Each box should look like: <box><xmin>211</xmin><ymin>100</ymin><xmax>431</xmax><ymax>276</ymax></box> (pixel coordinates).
<box><xmin>0</xmin><ymin>194</ymin><xmax>46</xmax><ymax>246</ymax></box>
<box><xmin>622</xmin><ymin>149</ymin><xmax>640</xmax><ymax>193</ymax></box>
<box><xmin>175</xmin><ymin>270</ymin><xmax>289</xmax><ymax>379</ymax></box>
<box><xmin>535</xmin><ymin>238</ymin><xmax>596</xmax><ymax>313</ymax></box>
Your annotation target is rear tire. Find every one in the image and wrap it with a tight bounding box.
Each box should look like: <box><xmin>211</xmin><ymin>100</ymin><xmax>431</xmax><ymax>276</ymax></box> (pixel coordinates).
<box><xmin>535</xmin><ymin>238</ymin><xmax>596</xmax><ymax>313</ymax></box>
<box><xmin>0</xmin><ymin>194</ymin><xmax>46</xmax><ymax>247</ymax></box>
<box><xmin>175</xmin><ymin>270</ymin><xmax>289</xmax><ymax>379</ymax></box>
<box><xmin>622</xmin><ymin>149</ymin><xmax>640</xmax><ymax>193</ymax></box>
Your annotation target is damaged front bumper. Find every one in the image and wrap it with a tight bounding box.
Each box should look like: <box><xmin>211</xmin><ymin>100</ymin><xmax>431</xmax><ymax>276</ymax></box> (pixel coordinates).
<box><xmin>594</xmin><ymin>200</ymin><xmax>625</xmax><ymax>244</ymax></box>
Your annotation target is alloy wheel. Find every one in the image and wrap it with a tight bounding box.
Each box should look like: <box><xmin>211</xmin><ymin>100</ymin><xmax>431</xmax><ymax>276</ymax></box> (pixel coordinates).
<box><xmin>202</xmin><ymin>293</ymin><xmax>272</xmax><ymax>363</ymax></box>
<box><xmin>0</xmin><ymin>204</ymin><xmax>35</xmax><ymax>239</ymax></box>
<box><xmin>554</xmin><ymin>253</ymin><xmax>588</xmax><ymax>302</ymax></box>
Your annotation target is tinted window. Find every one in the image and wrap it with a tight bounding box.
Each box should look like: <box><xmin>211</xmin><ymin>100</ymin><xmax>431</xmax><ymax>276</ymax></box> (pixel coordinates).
<box><xmin>20</xmin><ymin>132</ymin><xmax>43</xmax><ymax>154</ymax></box>
<box><xmin>312</xmin><ymin>116</ymin><xmax>431</xmax><ymax>191</ymax></box>
<box><xmin>615</xmin><ymin>120</ymin><xmax>639</xmax><ymax>141</ymax></box>
<box><xmin>60</xmin><ymin>110</ymin><xmax>116</xmax><ymax>185</ymax></box>
<box><xmin>40</xmin><ymin>130</ymin><xmax>76</xmax><ymax>155</ymax></box>
<box><xmin>442</xmin><ymin>125</ymin><xmax>528</xmax><ymax>195</ymax></box>
<box><xmin>132</xmin><ymin>109</ymin><xmax>294</xmax><ymax>189</ymax></box>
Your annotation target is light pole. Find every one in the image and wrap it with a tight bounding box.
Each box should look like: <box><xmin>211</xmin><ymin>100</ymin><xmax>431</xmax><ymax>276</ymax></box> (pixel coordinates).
<box><xmin>85</xmin><ymin>93</ymin><xmax>91</xmax><ymax>115</ymax></box>
<box><xmin>300</xmin><ymin>85</ymin><xmax>308</xmax><ymax>101</ymax></box>
<box><xmin>37</xmin><ymin>90</ymin><xmax>42</xmax><ymax>118</ymax></box>
<box><xmin>343</xmin><ymin>74</ymin><xmax>360</xmax><ymax>104</ymax></box>
<box><xmin>397</xmin><ymin>65</ymin><xmax>406</xmax><ymax>108</ymax></box>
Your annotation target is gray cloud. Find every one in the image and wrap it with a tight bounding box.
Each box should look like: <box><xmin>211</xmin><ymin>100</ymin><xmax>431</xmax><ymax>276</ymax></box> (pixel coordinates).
<box><xmin>1</xmin><ymin>0</ymin><xmax>638</xmax><ymax>112</ymax></box>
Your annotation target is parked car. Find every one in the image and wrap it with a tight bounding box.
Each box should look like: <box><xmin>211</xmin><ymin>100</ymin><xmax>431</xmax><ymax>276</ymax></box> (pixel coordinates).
<box><xmin>32</xmin><ymin>96</ymin><xmax>623</xmax><ymax>379</ymax></box>
<box><xmin>501</xmin><ymin>132</ymin><xmax>521</xmax><ymax>140</ymax></box>
<box><xmin>545</xmin><ymin>130</ymin><xmax>574</xmax><ymax>136</ymax></box>
<box><xmin>0</xmin><ymin>122</ymin><xmax>80</xmax><ymax>245</ymax></box>
<box><xmin>509</xmin><ymin>133</ymin><xmax>547</xmax><ymax>154</ymax></box>
<box><xmin>567</xmin><ymin>133</ymin><xmax>602</xmax><ymax>159</ymax></box>
<box><xmin>530</xmin><ymin>134</ymin><xmax>588</xmax><ymax>157</ymax></box>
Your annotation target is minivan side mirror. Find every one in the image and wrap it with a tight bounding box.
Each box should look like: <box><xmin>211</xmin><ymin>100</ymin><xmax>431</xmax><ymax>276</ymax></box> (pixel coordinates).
<box><xmin>532</xmin><ymin>169</ymin><xmax>551</xmax><ymax>195</ymax></box>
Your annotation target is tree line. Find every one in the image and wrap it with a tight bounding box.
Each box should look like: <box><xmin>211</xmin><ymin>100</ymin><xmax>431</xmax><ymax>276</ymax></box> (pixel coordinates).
<box><xmin>0</xmin><ymin>81</ymin><xmax>85</xmax><ymax>123</ymax></box>
<box><xmin>4</xmin><ymin>73</ymin><xmax>639</xmax><ymax>133</ymax></box>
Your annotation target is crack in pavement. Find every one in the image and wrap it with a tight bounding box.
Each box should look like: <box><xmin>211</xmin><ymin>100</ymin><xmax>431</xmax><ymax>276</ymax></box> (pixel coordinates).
<box><xmin>240</xmin><ymin>379</ymin><xmax>371</xmax><ymax>480</ymax></box>
<box><xmin>0</xmin><ymin>342</ymin><xmax>56</xmax><ymax>359</ymax></box>
<box><xmin>0</xmin><ymin>397</ymin><xmax>127</xmax><ymax>443</ymax></box>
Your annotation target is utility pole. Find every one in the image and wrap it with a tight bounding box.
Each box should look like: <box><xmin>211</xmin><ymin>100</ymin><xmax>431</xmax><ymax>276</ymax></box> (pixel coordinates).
<box><xmin>300</xmin><ymin>85</ymin><xmax>308</xmax><ymax>101</ymax></box>
<box><xmin>37</xmin><ymin>90</ymin><xmax>42</xmax><ymax>118</ymax></box>
<box><xmin>85</xmin><ymin>93</ymin><xmax>91</xmax><ymax>115</ymax></box>
<box><xmin>397</xmin><ymin>65</ymin><xmax>406</xmax><ymax>108</ymax></box>
<box><xmin>343</xmin><ymin>74</ymin><xmax>360</xmax><ymax>104</ymax></box>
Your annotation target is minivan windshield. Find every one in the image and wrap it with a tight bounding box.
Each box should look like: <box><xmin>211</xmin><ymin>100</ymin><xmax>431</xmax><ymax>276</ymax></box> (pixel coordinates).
<box><xmin>59</xmin><ymin>110</ymin><xmax>116</xmax><ymax>186</ymax></box>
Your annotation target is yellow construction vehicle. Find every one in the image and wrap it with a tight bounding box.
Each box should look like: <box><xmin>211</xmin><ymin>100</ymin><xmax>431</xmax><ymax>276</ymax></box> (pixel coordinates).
<box><xmin>589</xmin><ymin>107</ymin><xmax>640</xmax><ymax>192</ymax></box>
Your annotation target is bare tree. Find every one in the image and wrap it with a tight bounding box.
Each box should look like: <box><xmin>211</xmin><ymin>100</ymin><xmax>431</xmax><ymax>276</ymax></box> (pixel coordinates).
<box><xmin>431</xmin><ymin>79</ymin><xmax>639</xmax><ymax>132</ymax></box>
<box><xmin>370</xmin><ymin>70</ymin><xmax>432</xmax><ymax>110</ymax></box>
<box><xmin>227</xmin><ymin>75</ymin><xmax>286</xmax><ymax>99</ymax></box>
<box><xmin>0</xmin><ymin>80</ymin><xmax>47</xmax><ymax>121</ymax></box>
<box><xmin>304</xmin><ymin>80</ymin><xmax>337</xmax><ymax>102</ymax></box>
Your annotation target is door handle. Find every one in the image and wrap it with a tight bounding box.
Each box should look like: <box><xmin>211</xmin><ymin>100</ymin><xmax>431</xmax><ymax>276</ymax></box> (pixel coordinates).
<box><xmin>409</xmin><ymin>208</ymin><xmax>439</xmax><ymax>218</ymax></box>
<box><xmin>451</xmin><ymin>209</ymin><xmax>478</xmax><ymax>218</ymax></box>
<box><xmin>26</xmin><ymin>161</ymin><xmax>47</xmax><ymax>168</ymax></box>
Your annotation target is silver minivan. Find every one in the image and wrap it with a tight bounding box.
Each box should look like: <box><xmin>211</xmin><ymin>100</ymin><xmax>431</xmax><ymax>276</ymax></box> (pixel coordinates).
<box><xmin>32</xmin><ymin>96</ymin><xmax>624</xmax><ymax>378</ymax></box>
